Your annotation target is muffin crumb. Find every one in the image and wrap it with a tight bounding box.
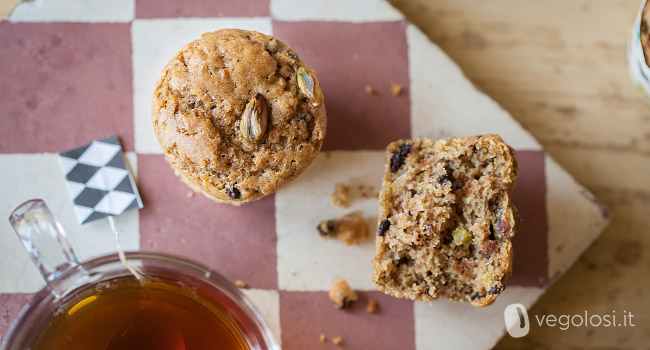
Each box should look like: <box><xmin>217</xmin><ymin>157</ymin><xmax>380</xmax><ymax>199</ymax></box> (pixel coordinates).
<box><xmin>328</xmin><ymin>279</ymin><xmax>358</xmax><ymax>310</ymax></box>
<box><xmin>235</xmin><ymin>280</ymin><xmax>248</xmax><ymax>288</ymax></box>
<box><xmin>331</xmin><ymin>182</ymin><xmax>350</xmax><ymax>208</ymax></box>
<box><xmin>366</xmin><ymin>299</ymin><xmax>378</xmax><ymax>313</ymax></box>
<box><xmin>332</xmin><ymin>336</ymin><xmax>344</xmax><ymax>346</ymax></box>
<box><xmin>390</xmin><ymin>82</ymin><xmax>403</xmax><ymax>96</ymax></box>
<box><xmin>319</xmin><ymin>334</ymin><xmax>326</xmax><ymax>343</ymax></box>
<box><xmin>317</xmin><ymin>212</ymin><xmax>369</xmax><ymax>245</ymax></box>
<box><xmin>187</xmin><ymin>191</ymin><xmax>195</xmax><ymax>198</ymax></box>
<box><xmin>364</xmin><ymin>85</ymin><xmax>375</xmax><ymax>94</ymax></box>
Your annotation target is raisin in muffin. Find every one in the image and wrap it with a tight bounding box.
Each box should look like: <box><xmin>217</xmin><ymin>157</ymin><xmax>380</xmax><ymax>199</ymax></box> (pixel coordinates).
<box><xmin>152</xmin><ymin>29</ymin><xmax>326</xmax><ymax>204</ymax></box>
<box><xmin>373</xmin><ymin>135</ymin><xmax>519</xmax><ymax>307</ymax></box>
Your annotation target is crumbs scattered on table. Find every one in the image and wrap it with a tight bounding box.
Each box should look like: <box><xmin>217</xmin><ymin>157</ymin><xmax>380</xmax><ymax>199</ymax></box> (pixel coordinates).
<box><xmin>317</xmin><ymin>212</ymin><xmax>369</xmax><ymax>245</ymax></box>
<box><xmin>356</xmin><ymin>184</ymin><xmax>378</xmax><ymax>199</ymax></box>
<box><xmin>328</xmin><ymin>279</ymin><xmax>358</xmax><ymax>310</ymax></box>
<box><xmin>364</xmin><ymin>85</ymin><xmax>375</xmax><ymax>94</ymax></box>
<box><xmin>187</xmin><ymin>191</ymin><xmax>195</xmax><ymax>198</ymax></box>
<box><xmin>331</xmin><ymin>182</ymin><xmax>350</xmax><ymax>208</ymax></box>
<box><xmin>235</xmin><ymin>280</ymin><xmax>248</xmax><ymax>288</ymax></box>
<box><xmin>332</xmin><ymin>336</ymin><xmax>344</xmax><ymax>346</ymax></box>
<box><xmin>319</xmin><ymin>334</ymin><xmax>326</xmax><ymax>343</ymax></box>
<box><xmin>366</xmin><ymin>299</ymin><xmax>378</xmax><ymax>313</ymax></box>
<box><xmin>290</xmin><ymin>271</ymin><xmax>297</xmax><ymax>276</ymax></box>
<box><xmin>390</xmin><ymin>82</ymin><xmax>403</xmax><ymax>96</ymax></box>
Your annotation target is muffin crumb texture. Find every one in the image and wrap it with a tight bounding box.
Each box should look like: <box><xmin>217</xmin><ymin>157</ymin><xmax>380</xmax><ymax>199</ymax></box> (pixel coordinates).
<box><xmin>152</xmin><ymin>29</ymin><xmax>326</xmax><ymax>204</ymax></box>
<box><xmin>330</xmin><ymin>182</ymin><xmax>350</xmax><ymax>208</ymax></box>
<box><xmin>390</xmin><ymin>82</ymin><xmax>403</xmax><ymax>96</ymax></box>
<box><xmin>366</xmin><ymin>299</ymin><xmax>378</xmax><ymax>313</ymax></box>
<box><xmin>328</xmin><ymin>279</ymin><xmax>358</xmax><ymax>310</ymax></box>
<box><xmin>318</xmin><ymin>212</ymin><xmax>369</xmax><ymax>245</ymax></box>
<box><xmin>373</xmin><ymin>134</ymin><xmax>519</xmax><ymax>307</ymax></box>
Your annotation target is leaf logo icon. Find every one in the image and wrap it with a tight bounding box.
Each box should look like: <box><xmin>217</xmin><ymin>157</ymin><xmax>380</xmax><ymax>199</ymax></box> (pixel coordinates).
<box><xmin>504</xmin><ymin>303</ymin><xmax>530</xmax><ymax>338</ymax></box>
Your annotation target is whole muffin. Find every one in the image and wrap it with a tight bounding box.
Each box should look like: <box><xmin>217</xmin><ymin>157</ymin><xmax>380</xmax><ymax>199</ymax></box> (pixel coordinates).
<box><xmin>152</xmin><ymin>29</ymin><xmax>326</xmax><ymax>204</ymax></box>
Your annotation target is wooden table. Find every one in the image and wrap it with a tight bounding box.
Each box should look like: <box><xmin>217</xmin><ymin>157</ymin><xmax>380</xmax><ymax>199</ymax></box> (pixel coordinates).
<box><xmin>389</xmin><ymin>0</ymin><xmax>649</xmax><ymax>347</ymax></box>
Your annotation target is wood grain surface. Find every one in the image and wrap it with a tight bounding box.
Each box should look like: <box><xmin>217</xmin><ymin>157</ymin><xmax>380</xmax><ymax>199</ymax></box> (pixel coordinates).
<box><xmin>0</xmin><ymin>0</ymin><xmax>19</xmax><ymax>19</ymax></box>
<box><xmin>389</xmin><ymin>0</ymin><xmax>649</xmax><ymax>348</ymax></box>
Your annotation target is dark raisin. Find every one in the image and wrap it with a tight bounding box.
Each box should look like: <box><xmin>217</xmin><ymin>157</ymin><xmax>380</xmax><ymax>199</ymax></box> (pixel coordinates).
<box><xmin>389</xmin><ymin>143</ymin><xmax>412</xmax><ymax>173</ymax></box>
<box><xmin>226</xmin><ymin>186</ymin><xmax>241</xmax><ymax>200</ymax></box>
<box><xmin>377</xmin><ymin>219</ymin><xmax>390</xmax><ymax>236</ymax></box>
<box><xmin>480</xmin><ymin>252</ymin><xmax>490</xmax><ymax>259</ymax></box>
<box><xmin>436</xmin><ymin>173</ymin><xmax>450</xmax><ymax>184</ymax></box>
<box><xmin>188</xmin><ymin>101</ymin><xmax>196</xmax><ymax>109</ymax></box>
<box><xmin>488</xmin><ymin>285</ymin><xmax>503</xmax><ymax>295</ymax></box>
<box><xmin>471</xmin><ymin>293</ymin><xmax>484</xmax><ymax>301</ymax></box>
<box><xmin>298</xmin><ymin>114</ymin><xmax>311</xmax><ymax>122</ymax></box>
<box><xmin>317</xmin><ymin>220</ymin><xmax>335</xmax><ymax>236</ymax></box>
<box><xmin>441</xmin><ymin>231</ymin><xmax>452</xmax><ymax>245</ymax></box>
<box><xmin>488</xmin><ymin>223</ymin><xmax>496</xmax><ymax>240</ymax></box>
<box><xmin>439</xmin><ymin>165</ymin><xmax>457</xmax><ymax>187</ymax></box>
<box><xmin>396</xmin><ymin>257</ymin><xmax>410</xmax><ymax>266</ymax></box>
<box><xmin>286</xmin><ymin>51</ymin><xmax>298</xmax><ymax>60</ymax></box>
<box><xmin>417</xmin><ymin>276</ymin><xmax>425</xmax><ymax>284</ymax></box>
<box><xmin>340</xmin><ymin>297</ymin><xmax>352</xmax><ymax>310</ymax></box>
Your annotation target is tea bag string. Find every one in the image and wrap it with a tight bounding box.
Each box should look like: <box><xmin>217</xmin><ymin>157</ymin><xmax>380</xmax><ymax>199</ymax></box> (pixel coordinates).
<box><xmin>107</xmin><ymin>215</ymin><xmax>145</xmax><ymax>281</ymax></box>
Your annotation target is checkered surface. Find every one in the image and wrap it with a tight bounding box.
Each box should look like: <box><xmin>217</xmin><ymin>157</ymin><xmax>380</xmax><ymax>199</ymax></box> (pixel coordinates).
<box><xmin>0</xmin><ymin>0</ymin><xmax>610</xmax><ymax>348</ymax></box>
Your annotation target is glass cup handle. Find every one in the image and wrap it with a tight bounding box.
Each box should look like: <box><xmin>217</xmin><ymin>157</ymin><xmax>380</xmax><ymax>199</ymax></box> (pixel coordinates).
<box><xmin>8</xmin><ymin>199</ymin><xmax>81</xmax><ymax>297</ymax></box>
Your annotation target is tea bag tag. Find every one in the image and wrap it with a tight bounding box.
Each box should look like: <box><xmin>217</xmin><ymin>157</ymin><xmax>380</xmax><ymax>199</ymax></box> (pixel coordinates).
<box><xmin>58</xmin><ymin>135</ymin><xmax>142</xmax><ymax>225</ymax></box>
<box><xmin>57</xmin><ymin>135</ymin><xmax>146</xmax><ymax>281</ymax></box>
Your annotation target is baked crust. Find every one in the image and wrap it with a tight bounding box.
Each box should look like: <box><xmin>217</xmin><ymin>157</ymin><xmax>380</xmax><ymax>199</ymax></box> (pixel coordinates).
<box><xmin>152</xmin><ymin>29</ymin><xmax>326</xmax><ymax>204</ymax></box>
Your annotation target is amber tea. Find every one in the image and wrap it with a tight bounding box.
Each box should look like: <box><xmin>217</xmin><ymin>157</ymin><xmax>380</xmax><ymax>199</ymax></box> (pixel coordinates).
<box><xmin>29</xmin><ymin>276</ymin><xmax>251</xmax><ymax>350</ymax></box>
<box><xmin>6</xmin><ymin>201</ymin><xmax>275</xmax><ymax>350</ymax></box>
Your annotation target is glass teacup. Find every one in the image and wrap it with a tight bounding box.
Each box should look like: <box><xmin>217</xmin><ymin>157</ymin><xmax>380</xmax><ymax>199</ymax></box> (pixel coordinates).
<box><xmin>3</xmin><ymin>199</ymin><xmax>279</xmax><ymax>350</ymax></box>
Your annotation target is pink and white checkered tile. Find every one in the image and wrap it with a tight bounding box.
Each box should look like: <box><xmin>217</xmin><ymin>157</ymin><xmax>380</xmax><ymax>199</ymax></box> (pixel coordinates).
<box><xmin>0</xmin><ymin>0</ymin><xmax>610</xmax><ymax>348</ymax></box>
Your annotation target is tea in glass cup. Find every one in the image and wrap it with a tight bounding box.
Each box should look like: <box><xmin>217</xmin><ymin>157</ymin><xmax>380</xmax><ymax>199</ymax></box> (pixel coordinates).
<box><xmin>4</xmin><ymin>200</ymin><xmax>279</xmax><ymax>350</ymax></box>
